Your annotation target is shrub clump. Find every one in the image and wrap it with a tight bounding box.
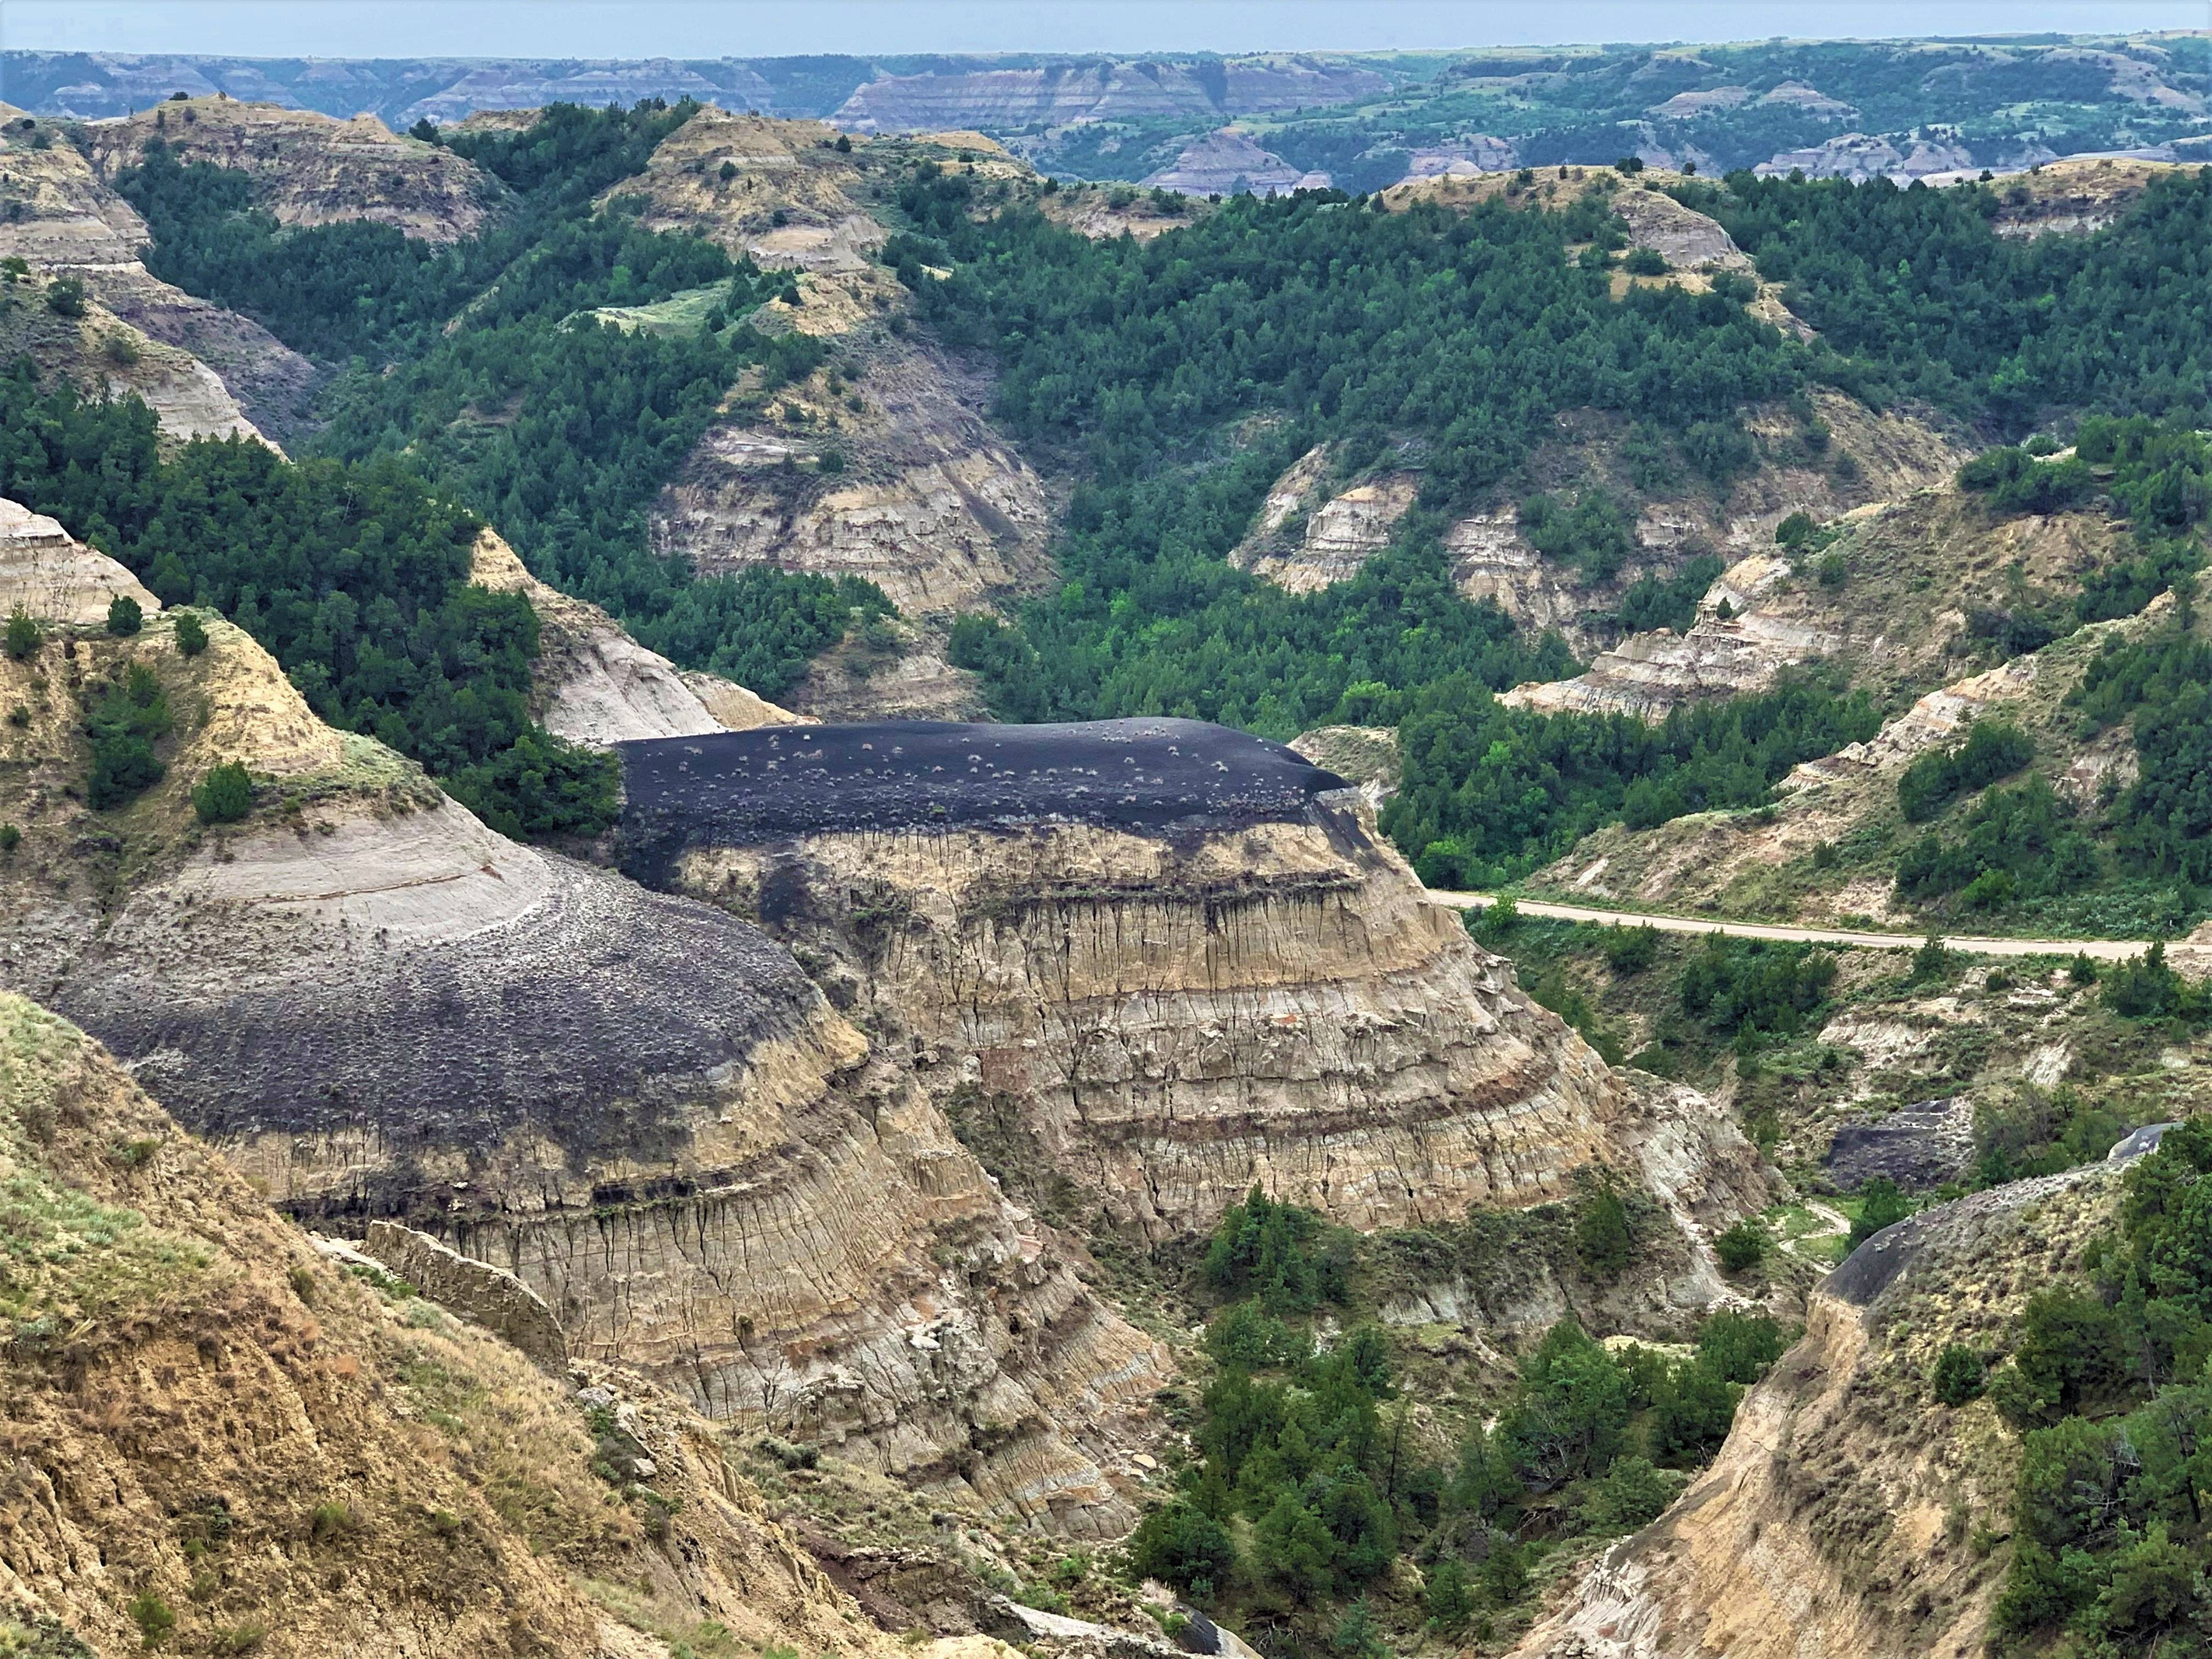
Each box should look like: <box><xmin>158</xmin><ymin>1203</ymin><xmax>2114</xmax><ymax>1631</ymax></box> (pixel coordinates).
<box><xmin>107</xmin><ymin>594</ymin><xmax>145</xmax><ymax>636</ymax></box>
<box><xmin>191</xmin><ymin>759</ymin><xmax>253</xmax><ymax>825</ymax></box>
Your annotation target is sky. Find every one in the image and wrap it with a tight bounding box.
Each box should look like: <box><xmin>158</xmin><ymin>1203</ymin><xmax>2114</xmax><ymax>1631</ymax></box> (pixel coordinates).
<box><xmin>7</xmin><ymin>0</ymin><xmax>2206</xmax><ymax>59</ymax></box>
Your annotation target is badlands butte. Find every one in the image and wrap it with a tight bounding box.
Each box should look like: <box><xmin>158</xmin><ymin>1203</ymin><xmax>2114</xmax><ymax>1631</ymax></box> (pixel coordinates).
<box><xmin>0</xmin><ymin>62</ymin><xmax>2204</xmax><ymax>1659</ymax></box>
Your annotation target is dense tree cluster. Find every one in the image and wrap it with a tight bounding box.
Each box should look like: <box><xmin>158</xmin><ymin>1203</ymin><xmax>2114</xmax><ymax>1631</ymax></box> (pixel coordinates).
<box><xmin>1683</xmin><ymin>166</ymin><xmax>2212</xmax><ymax>430</ymax></box>
<box><xmin>1127</xmin><ymin>1189</ymin><xmax>1788</xmax><ymax>1635</ymax></box>
<box><xmin>113</xmin><ymin>101</ymin><xmax>890</xmax><ymax>701</ymax></box>
<box><xmin>1989</xmin><ymin>1122</ymin><xmax>2212</xmax><ymax>1646</ymax></box>
<box><xmin>0</xmin><ymin>368</ymin><xmax>611</xmax><ymax>836</ymax></box>
<box><xmin>1384</xmin><ymin>670</ymin><xmax>1879</xmax><ymax>888</ymax></box>
<box><xmin>1897</xmin><ymin>719</ymin><xmax>2035</xmax><ymax>823</ymax></box>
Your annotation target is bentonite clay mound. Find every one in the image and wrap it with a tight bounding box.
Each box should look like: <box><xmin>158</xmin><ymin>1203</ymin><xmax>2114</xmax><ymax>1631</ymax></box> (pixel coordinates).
<box><xmin>619</xmin><ymin>715</ymin><xmax>1350</xmax><ymax>877</ymax></box>
<box><xmin>50</xmin><ymin>798</ymin><xmax>826</xmax><ymax>1210</ymax></box>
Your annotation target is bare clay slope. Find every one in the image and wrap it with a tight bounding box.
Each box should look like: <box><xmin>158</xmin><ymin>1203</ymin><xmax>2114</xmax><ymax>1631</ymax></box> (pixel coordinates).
<box><xmin>0</xmin><ymin>512</ymin><xmax>1164</xmax><ymax>1536</ymax></box>
<box><xmin>626</xmin><ymin>719</ymin><xmax>1775</xmax><ymax>1338</ymax></box>
<box><xmin>0</xmin><ymin>991</ymin><xmax>1003</xmax><ymax>1659</ymax></box>
<box><xmin>0</xmin><ymin>115</ymin><xmax>319</xmax><ymax>442</ymax></box>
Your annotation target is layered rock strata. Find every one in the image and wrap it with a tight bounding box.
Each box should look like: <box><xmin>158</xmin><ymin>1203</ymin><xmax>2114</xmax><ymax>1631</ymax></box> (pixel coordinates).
<box><xmin>651</xmin><ymin>319</ymin><xmax>1052</xmax><ymax>623</ymax></box>
<box><xmin>0</xmin><ymin>991</ymin><xmax>1031</xmax><ymax>1657</ymax></box>
<box><xmin>0</xmin><ymin>552</ymin><xmax>1159</xmax><ymax>1533</ymax></box>
<box><xmin>1142</xmin><ymin>128</ymin><xmax>1307</xmax><ymax>197</ymax></box>
<box><xmin>624</xmin><ymin>718</ymin><xmax>1771</xmax><ymax>1254</ymax></box>
<box><xmin>82</xmin><ymin>98</ymin><xmax>503</xmax><ymax>241</ymax></box>
<box><xmin>833</xmin><ymin>58</ymin><xmax>1387</xmax><ymax>133</ymax></box>
<box><xmin>0</xmin><ymin>120</ymin><xmax>316</xmax><ymax>442</ymax></box>
<box><xmin>0</xmin><ymin>497</ymin><xmax>160</xmax><ymax>624</ymax></box>
<box><xmin>1234</xmin><ymin>462</ymin><xmax>1419</xmax><ymax>592</ymax></box>
<box><xmin>468</xmin><ymin>528</ymin><xmax>798</xmax><ymax>743</ymax></box>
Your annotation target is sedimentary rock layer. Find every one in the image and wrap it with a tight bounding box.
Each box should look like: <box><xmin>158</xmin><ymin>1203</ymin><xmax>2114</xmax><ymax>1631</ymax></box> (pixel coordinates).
<box><xmin>635</xmin><ymin>720</ymin><xmax>1769</xmax><ymax>1250</ymax></box>
<box><xmin>0</xmin><ymin>590</ymin><xmax>1157</xmax><ymax>1532</ymax></box>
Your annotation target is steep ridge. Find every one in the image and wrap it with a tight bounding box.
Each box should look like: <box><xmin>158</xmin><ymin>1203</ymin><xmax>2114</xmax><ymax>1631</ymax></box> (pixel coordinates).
<box><xmin>0</xmin><ymin>989</ymin><xmax>1034</xmax><ymax>1658</ymax></box>
<box><xmin>0</xmin><ymin>115</ymin><xmax>317</xmax><ymax>442</ymax></box>
<box><xmin>81</xmin><ymin>97</ymin><xmax>504</xmax><ymax>241</ymax></box>
<box><xmin>0</xmin><ymin>506</ymin><xmax>1165</xmax><ymax>1535</ymax></box>
<box><xmin>1511</xmin><ymin>1165</ymin><xmax>2119</xmax><ymax>1659</ymax></box>
<box><xmin>619</xmin><ymin>719</ymin><xmax>1773</xmax><ymax>1290</ymax></box>
<box><xmin>467</xmin><ymin>528</ymin><xmax>799</xmax><ymax>743</ymax></box>
<box><xmin>613</xmin><ymin>111</ymin><xmax>1054</xmax><ymax>716</ymax></box>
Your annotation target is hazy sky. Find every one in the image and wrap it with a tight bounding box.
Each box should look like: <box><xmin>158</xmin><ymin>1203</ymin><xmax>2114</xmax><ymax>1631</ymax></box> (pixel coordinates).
<box><xmin>8</xmin><ymin>1</ymin><xmax>2206</xmax><ymax>59</ymax></box>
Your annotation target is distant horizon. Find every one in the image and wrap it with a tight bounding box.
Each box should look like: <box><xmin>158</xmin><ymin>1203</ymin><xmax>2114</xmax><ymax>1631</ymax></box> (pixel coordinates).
<box><xmin>8</xmin><ymin>1</ymin><xmax>2205</xmax><ymax>61</ymax></box>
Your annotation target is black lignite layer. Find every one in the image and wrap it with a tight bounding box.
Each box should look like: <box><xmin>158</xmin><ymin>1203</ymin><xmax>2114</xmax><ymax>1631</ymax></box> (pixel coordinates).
<box><xmin>618</xmin><ymin>717</ymin><xmax>1350</xmax><ymax>861</ymax></box>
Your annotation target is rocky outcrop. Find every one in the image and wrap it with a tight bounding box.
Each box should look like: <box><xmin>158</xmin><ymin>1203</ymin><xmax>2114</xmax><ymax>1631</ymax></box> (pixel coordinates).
<box><xmin>1142</xmin><ymin>128</ymin><xmax>1305</xmax><ymax>197</ymax></box>
<box><xmin>1500</xmin><ymin>554</ymin><xmax>1844</xmax><ymax>718</ymax></box>
<box><xmin>1754</xmin><ymin>131</ymin><xmax>1976</xmax><ymax>181</ymax></box>
<box><xmin>362</xmin><ymin>1218</ymin><xmax>569</xmax><ymax>1369</ymax></box>
<box><xmin>1608</xmin><ymin>185</ymin><xmax>1753</xmax><ymax>271</ymax></box>
<box><xmin>833</xmin><ymin>58</ymin><xmax>1387</xmax><ymax>134</ymax></box>
<box><xmin>0</xmin><ymin>497</ymin><xmax>160</xmax><ymax>624</ymax></box>
<box><xmin>467</xmin><ymin>528</ymin><xmax>797</xmax><ymax>743</ymax></box>
<box><xmin>1400</xmin><ymin>136</ymin><xmax>1519</xmax><ymax>178</ymax></box>
<box><xmin>1288</xmin><ymin>725</ymin><xmax>1401</xmax><ymax>807</ymax></box>
<box><xmin>1511</xmin><ymin>1167</ymin><xmax>2116</xmax><ymax>1659</ymax></box>
<box><xmin>629</xmin><ymin>718</ymin><xmax>1773</xmax><ymax>1260</ymax></box>
<box><xmin>1234</xmin><ymin>459</ymin><xmax>1419</xmax><ymax>592</ymax></box>
<box><xmin>82</xmin><ymin>98</ymin><xmax>504</xmax><ymax>241</ymax></box>
<box><xmin>652</xmin><ymin>322</ymin><xmax>1052</xmax><ymax>621</ymax></box>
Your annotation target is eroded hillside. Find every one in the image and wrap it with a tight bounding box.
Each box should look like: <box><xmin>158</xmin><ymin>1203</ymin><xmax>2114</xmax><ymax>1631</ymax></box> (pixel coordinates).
<box><xmin>619</xmin><ymin>719</ymin><xmax>1773</xmax><ymax>1334</ymax></box>
<box><xmin>0</xmin><ymin>988</ymin><xmax>1008</xmax><ymax>1658</ymax></box>
<box><xmin>0</xmin><ymin>112</ymin><xmax>317</xmax><ymax>441</ymax></box>
<box><xmin>1513</xmin><ymin>1166</ymin><xmax>2115</xmax><ymax>1658</ymax></box>
<box><xmin>0</xmin><ymin>503</ymin><xmax>1166</xmax><ymax>1539</ymax></box>
<box><xmin>81</xmin><ymin>97</ymin><xmax>504</xmax><ymax>241</ymax></box>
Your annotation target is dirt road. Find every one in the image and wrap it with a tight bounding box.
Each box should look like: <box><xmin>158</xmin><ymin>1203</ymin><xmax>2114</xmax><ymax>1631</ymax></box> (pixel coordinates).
<box><xmin>1425</xmin><ymin>891</ymin><xmax>2157</xmax><ymax>961</ymax></box>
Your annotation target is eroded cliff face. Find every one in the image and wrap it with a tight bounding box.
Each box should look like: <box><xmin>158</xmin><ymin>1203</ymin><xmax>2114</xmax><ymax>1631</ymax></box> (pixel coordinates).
<box><xmin>467</xmin><ymin>528</ymin><xmax>798</xmax><ymax>743</ymax></box>
<box><xmin>82</xmin><ymin>98</ymin><xmax>504</xmax><ymax>241</ymax></box>
<box><xmin>0</xmin><ymin>122</ymin><xmax>318</xmax><ymax>443</ymax></box>
<box><xmin>831</xmin><ymin>58</ymin><xmax>1388</xmax><ymax>134</ymax></box>
<box><xmin>1231</xmin><ymin>390</ymin><xmax>1966</xmax><ymax>658</ymax></box>
<box><xmin>611</xmin><ymin>111</ymin><xmax>1052</xmax><ymax>717</ymax></box>
<box><xmin>0</xmin><ymin>537</ymin><xmax>1163</xmax><ymax>1536</ymax></box>
<box><xmin>1511</xmin><ymin>1168</ymin><xmax>2117</xmax><ymax>1659</ymax></box>
<box><xmin>0</xmin><ymin>991</ymin><xmax>987</xmax><ymax>1659</ymax></box>
<box><xmin>634</xmin><ymin>729</ymin><xmax>1768</xmax><ymax>1270</ymax></box>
